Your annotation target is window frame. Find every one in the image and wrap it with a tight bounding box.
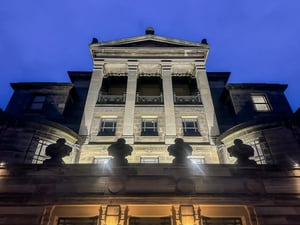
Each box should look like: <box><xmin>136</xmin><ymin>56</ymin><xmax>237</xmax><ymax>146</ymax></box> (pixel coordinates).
<box><xmin>93</xmin><ymin>156</ymin><xmax>112</xmax><ymax>164</ymax></box>
<box><xmin>98</xmin><ymin>118</ymin><xmax>117</xmax><ymax>136</ymax></box>
<box><xmin>202</xmin><ymin>217</ymin><xmax>242</xmax><ymax>225</ymax></box>
<box><xmin>188</xmin><ymin>156</ymin><xmax>205</xmax><ymax>164</ymax></box>
<box><xmin>251</xmin><ymin>94</ymin><xmax>271</xmax><ymax>112</ymax></box>
<box><xmin>140</xmin><ymin>156</ymin><xmax>159</xmax><ymax>164</ymax></box>
<box><xmin>57</xmin><ymin>217</ymin><xmax>98</xmax><ymax>225</ymax></box>
<box><xmin>182</xmin><ymin>118</ymin><xmax>201</xmax><ymax>136</ymax></box>
<box><xmin>141</xmin><ymin>118</ymin><xmax>158</xmax><ymax>136</ymax></box>
<box><xmin>29</xmin><ymin>95</ymin><xmax>47</xmax><ymax>111</ymax></box>
<box><xmin>247</xmin><ymin>137</ymin><xmax>274</xmax><ymax>164</ymax></box>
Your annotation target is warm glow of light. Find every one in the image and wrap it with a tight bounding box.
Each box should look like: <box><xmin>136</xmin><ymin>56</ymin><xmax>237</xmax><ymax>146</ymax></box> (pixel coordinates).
<box><xmin>0</xmin><ymin>161</ymin><xmax>6</xmax><ymax>167</ymax></box>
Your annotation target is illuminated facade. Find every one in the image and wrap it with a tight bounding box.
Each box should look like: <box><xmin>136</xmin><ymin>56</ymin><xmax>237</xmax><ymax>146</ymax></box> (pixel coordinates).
<box><xmin>1</xmin><ymin>28</ymin><xmax>300</xmax><ymax>225</ymax></box>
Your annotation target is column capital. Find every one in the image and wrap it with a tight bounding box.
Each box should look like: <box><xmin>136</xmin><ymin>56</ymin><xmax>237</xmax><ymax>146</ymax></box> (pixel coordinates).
<box><xmin>162</xmin><ymin>64</ymin><xmax>172</xmax><ymax>71</ymax></box>
<box><xmin>128</xmin><ymin>64</ymin><xmax>138</xmax><ymax>71</ymax></box>
<box><xmin>128</xmin><ymin>63</ymin><xmax>138</xmax><ymax>71</ymax></box>
<box><xmin>195</xmin><ymin>64</ymin><xmax>206</xmax><ymax>71</ymax></box>
<box><xmin>93</xmin><ymin>63</ymin><xmax>104</xmax><ymax>70</ymax></box>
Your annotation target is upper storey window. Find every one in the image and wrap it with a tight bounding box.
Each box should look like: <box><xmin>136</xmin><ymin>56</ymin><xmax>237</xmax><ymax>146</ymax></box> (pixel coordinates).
<box><xmin>97</xmin><ymin>76</ymin><xmax>127</xmax><ymax>104</ymax></box>
<box><xmin>98</xmin><ymin>118</ymin><xmax>117</xmax><ymax>136</ymax></box>
<box><xmin>141</xmin><ymin>118</ymin><xmax>158</xmax><ymax>136</ymax></box>
<box><xmin>172</xmin><ymin>77</ymin><xmax>201</xmax><ymax>105</ymax></box>
<box><xmin>29</xmin><ymin>95</ymin><xmax>46</xmax><ymax>110</ymax></box>
<box><xmin>251</xmin><ymin>95</ymin><xmax>271</xmax><ymax>112</ymax></box>
<box><xmin>182</xmin><ymin>118</ymin><xmax>201</xmax><ymax>136</ymax></box>
<box><xmin>136</xmin><ymin>77</ymin><xmax>163</xmax><ymax>104</ymax></box>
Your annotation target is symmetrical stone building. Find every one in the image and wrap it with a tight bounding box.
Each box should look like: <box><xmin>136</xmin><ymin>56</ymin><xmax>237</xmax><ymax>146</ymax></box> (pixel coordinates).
<box><xmin>0</xmin><ymin>28</ymin><xmax>300</xmax><ymax>225</ymax></box>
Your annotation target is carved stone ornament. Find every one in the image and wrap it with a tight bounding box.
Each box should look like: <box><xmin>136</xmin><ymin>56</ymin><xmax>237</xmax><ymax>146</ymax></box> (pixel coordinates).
<box><xmin>43</xmin><ymin>138</ymin><xmax>72</xmax><ymax>165</ymax></box>
<box><xmin>167</xmin><ymin>138</ymin><xmax>193</xmax><ymax>165</ymax></box>
<box><xmin>103</xmin><ymin>63</ymin><xmax>128</xmax><ymax>77</ymax></box>
<box><xmin>107</xmin><ymin>138</ymin><xmax>133</xmax><ymax>166</ymax></box>
<box><xmin>171</xmin><ymin>64</ymin><xmax>195</xmax><ymax>77</ymax></box>
<box><xmin>227</xmin><ymin>139</ymin><xmax>257</xmax><ymax>167</ymax></box>
<box><xmin>138</xmin><ymin>63</ymin><xmax>162</xmax><ymax>76</ymax></box>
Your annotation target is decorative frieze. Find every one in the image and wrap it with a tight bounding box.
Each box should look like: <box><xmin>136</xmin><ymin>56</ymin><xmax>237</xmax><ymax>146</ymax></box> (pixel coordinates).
<box><xmin>103</xmin><ymin>63</ymin><xmax>128</xmax><ymax>77</ymax></box>
<box><xmin>138</xmin><ymin>63</ymin><xmax>161</xmax><ymax>76</ymax></box>
<box><xmin>171</xmin><ymin>63</ymin><xmax>195</xmax><ymax>77</ymax></box>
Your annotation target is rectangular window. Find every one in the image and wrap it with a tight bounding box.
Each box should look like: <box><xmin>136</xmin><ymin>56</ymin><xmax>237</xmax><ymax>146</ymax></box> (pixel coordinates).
<box><xmin>93</xmin><ymin>156</ymin><xmax>112</xmax><ymax>164</ymax></box>
<box><xmin>29</xmin><ymin>95</ymin><xmax>46</xmax><ymax>110</ymax></box>
<box><xmin>140</xmin><ymin>156</ymin><xmax>159</xmax><ymax>164</ymax></box>
<box><xmin>251</xmin><ymin>95</ymin><xmax>271</xmax><ymax>112</ymax></box>
<box><xmin>248</xmin><ymin>137</ymin><xmax>274</xmax><ymax>164</ymax></box>
<box><xmin>24</xmin><ymin>136</ymin><xmax>48</xmax><ymax>164</ymax></box>
<box><xmin>98</xmin><ymin>119</ymin><xmax>117</xmax><ymax>136</ymax></box>
<box><xmin>129</xmin><ymin>217</ymin><xmax>171</xmax><ymax>225</ymax></box>
<box><xmin>57</xmin><ymin>217</ymin><xmax>98</xmax><ymax>225</ymax></box>
<box><xmin>202</xmin><ymin>217</ymin><xmax>242</xmax><ymax>225</ymax></box>
<box><xmin>182</xmin><ymin>118</ymin><xmax>200</xmax><ymax>136</ymax></box>
<box><xmin>188</xmin><ymin>156</ymin><xmax>205</xmax><ymax>164</ymax></box>
<box><xmin>141</xmin><ymin>118</ymin><xmax>158</xmax><ymax>136</ymax></box>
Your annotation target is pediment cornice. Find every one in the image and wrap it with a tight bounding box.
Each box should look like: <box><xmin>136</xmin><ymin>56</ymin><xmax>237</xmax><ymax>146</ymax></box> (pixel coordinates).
<box><xmin>90</xmin><ymin>34</ymin><xmax>209</xmax><ymax>49</ymax></box>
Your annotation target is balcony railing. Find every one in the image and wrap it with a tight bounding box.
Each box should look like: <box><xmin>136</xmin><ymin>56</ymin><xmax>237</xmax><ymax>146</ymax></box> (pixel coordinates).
<box><xmin>97</xmin><ymin>92</ymin><xmax>126</xmax><ymax>104</ymax></box>
<box><xmin>174</xmin><ymin>93</ymin><xmax>202</xmax><ymax>105</ymax></box>
<box><xmin>136</xmin><ymin>93</ymin><xmax>163</xmax><ymax>104</ymax></box>
<box><xmin>97</xmin><ymin>92</ymin><xmax>201</xmax><ymax>105</ymax></box>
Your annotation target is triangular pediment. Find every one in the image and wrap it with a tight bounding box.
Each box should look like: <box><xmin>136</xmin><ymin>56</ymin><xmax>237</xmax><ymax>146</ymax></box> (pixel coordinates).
<box><xmin>91</xmin><ymin>35</ymin><xmax>208</xmax><ymax>48</ymax></box>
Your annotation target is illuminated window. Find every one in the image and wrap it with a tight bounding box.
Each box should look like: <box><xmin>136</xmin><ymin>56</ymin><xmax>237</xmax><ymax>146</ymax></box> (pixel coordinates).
<box><xmin>23</xmin><ymin>136</ymin><xmax>48</xmax><ymax>164</ymax></box>
<box><xmin>29</xmin><ymin>95</ymin><xmax>46</xmax><ymax>110</ymax></box>
<box><xmin>141</xmin><ymin>118</ymin><xmax>158</xmax><ymax>136</ymax></box>
<box><xmin>182</xmin><ymin>118</ymin><xmax>200</xmax><ymax>136</ymax></box>
<box><xmin>140</xmin><ymin>156</ymin><xmax>159</xmax><ymax>164</ymax></box>
<box><xmin>57</xmin><ymin>217</ymin><xmax>98</xmax><ymax>225</ymax></box>
<box><xmin>188</xmin><ymin>156</ymin><xmax>205</xmax><ymax>164</ymax></box>
<box><xmin>251</xmin><ymin>95</ymin><xmax>271</xmax><ymax>112</ymax></box>
<box><xmin>93</xmin><ymin>156</ymin><xmax>112</xmax><ymax>164</ymax></box>
<box><xmin>98</xmin><ymin>119</ymin><xmax>117</xmax><ymax>136</ymax></box>
<box><xmin>248</xmin><ymin>137</ymin><xmax>274</xmax><ymax>164</ymax></box>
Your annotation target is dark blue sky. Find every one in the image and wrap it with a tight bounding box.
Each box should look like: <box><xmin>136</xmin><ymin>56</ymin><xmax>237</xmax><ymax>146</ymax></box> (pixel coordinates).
<box><xmin>1</xmin><ymin>0</ymin><xmax>300</xmax><ymax>111</ymax></box>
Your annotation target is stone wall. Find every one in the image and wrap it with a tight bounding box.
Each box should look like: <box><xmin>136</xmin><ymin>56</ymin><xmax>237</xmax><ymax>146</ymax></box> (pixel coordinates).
<box><xmin>0</xmin><ymin>164</ymin><xmax>299</xmax><ymax>224</ymax></box>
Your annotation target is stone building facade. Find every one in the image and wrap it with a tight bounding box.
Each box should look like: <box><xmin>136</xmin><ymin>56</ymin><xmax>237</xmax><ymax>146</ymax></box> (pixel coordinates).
<box><xmin>3</xmin><ymin>28</ymin><xmax>299</xmax><ymax>165</ymax></box>
<box><xmin>0</xmin><ymin>28</ymin><xmax>300</xmax><ymax>225</ymax></box>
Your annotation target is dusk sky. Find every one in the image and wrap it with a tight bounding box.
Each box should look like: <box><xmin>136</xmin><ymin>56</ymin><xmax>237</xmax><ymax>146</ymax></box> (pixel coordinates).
<box><xmin>1</xmin><ymin>0</ymin><xmax>300</xmax><ymax>111</ymax></box>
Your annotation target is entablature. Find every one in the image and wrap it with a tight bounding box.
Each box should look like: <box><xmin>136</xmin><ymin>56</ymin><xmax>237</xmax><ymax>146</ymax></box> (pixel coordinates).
<box><xmin>91</xmin><ymin>47</ymin><xmax>208</xmax><ymax>60</ymax></box>
<box><xmin>98</xmin><ymin>62</ymin><xmax>204</xmax><ymax>77</ymax></box>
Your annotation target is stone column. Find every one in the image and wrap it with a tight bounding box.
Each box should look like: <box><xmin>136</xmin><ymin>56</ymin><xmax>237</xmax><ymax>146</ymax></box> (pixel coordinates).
<box><xmin>71</xmin><ymin>143</ymin><xmax>81</xmax><ymax>164</ymax></box>
<box><xmin>195</xmin><ymin>65</ymin><xmax>219</xmax><ymax>144</ymax></box>
<box><xmin>122</xmin><ymin>64</ymin><xmax>137</xmax><ymax>144</ymax></box>
<box><xmin>217</xmin><ymin>143</ymin><xmax>227</xmax><ymax>164</ymax></box>
<box><xmin>162</xmin><ymin>65</ymin><xmax>177</xmax><ymax>144</ymax></box>
<box><xmin>79</xmin><ymin>68</ymin><xmax>104</xmax><ymax>142</ymax></box>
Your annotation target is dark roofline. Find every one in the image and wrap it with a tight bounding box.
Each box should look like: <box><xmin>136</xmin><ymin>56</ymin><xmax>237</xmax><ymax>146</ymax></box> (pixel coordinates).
<box><xmin>226</xmin><ymin>83</ymin><xmax>288</xmax><ymax>91</ymax></box>
<box><xmin>10</xmin><ymin>82</ymin><xmax>73</xmax><ymax>90</ymax></box>
<box><xmin>67</xmin><ymin>71</ymin><xmax>92</xmax><ymax>83</ymax></box>
<box><xmin>207</xmin><ymin>72</ymin><xmax>231</xmax><ymax>83</ymax></box>
<box><xmin>216</xmin><ymin>117</ymin><xmax>287</xmax><ymax>144</ymax></box>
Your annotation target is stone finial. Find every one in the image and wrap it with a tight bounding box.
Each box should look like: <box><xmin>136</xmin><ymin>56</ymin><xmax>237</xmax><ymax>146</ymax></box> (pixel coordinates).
<box><xmin>107</xmin><ymin>138</ymin><xmax>133</xmax><ymax>166</ymax></box>
<box><xmin>167</xmin><ymin>138</ymin><xmax>193</xmax><ymax>165</ymax></box>
<box><xmin>91</xmin><ymin>37</ymin><xmax>99</xmax><ymax>44</ymax></box>
<box><xmin>145</xmin><ymin>27</ymin><xmax>155</xmax><ymax>35</ymax></box>
<box><xmin>43</xmin><ymin>138</ymin><xmax>72</xmax><ymax>165</ymax></box>
<box><xmin>201</xmin><ymin>38</ymin><xmax>208</xmax><ymax>45</ymax></box>
<box><xmin>227</xmin><ymin>139</ymin><xmax>257</xmax><ymax>166</ymax></box>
